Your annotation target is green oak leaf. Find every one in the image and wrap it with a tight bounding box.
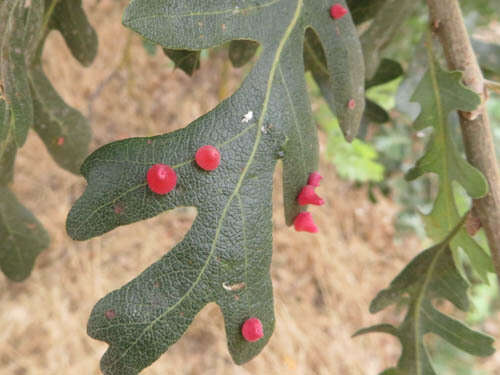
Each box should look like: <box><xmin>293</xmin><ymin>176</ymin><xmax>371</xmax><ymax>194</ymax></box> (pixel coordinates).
<box><xmin>0</xmin><ymin>187</ymin><xmax>50</xmax><ymax>281</ymax></box>
<box><xmin>405</xmin><ymin>59</ymin><xmax>493</xmax><ymax>282</ymax></box>
<box><xmin>228</xmin><ymin>40</ymin><xmax>259</xmax><ymax>68</ymax></box>
<box><xmin>29</xmin><ymin>64</ymin><xmax>92</xmax><ymax>174</ymax></box>
<box><xmin>304</xmin><ymin>27</ymin><xmax>400</xmax><ymax>126</ymax></box>
<box><xmin>1</xmin><ymin>0</ymin><xmax>34</xmax><ymax>148</ymax></box>
<box><xmin>67</xmin><ymin>1</ymin><xmax>365</xmax><ymax>373</ymax></box>
<box><xmin>162</xmin><ymin>48</ymin><xmax>201</xmax><ymax>76</ymax></box>
<box><xmin>48</xmin><ymin>0</ymin><xmax>98</xmax><ymax>67</ymax></box>
<box><xmin>354</xmin><ymin>215</ymin><xmax>495</xmax><ymax>375</ymax></box>
<box><xmin>0</xmin><ymin>98</ymin><xmax>17</xmax><ymax>185</ymax></box>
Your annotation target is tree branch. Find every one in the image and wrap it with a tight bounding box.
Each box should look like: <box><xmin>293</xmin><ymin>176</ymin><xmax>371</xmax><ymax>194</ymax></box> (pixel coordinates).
<box><xmin>427</xmin><ymin>0</ymin><xmax>500</xmax><ymax>279</ymax></box>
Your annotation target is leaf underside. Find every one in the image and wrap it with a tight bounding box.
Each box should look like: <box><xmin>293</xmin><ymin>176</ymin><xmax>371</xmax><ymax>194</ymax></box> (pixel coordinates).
<box><xmin>0</xmin><ymin>0</ymin><xmax>96</xmax><ymax>281</ymax></box>
<box><xmin>66</xmin><ymin>1</ymin><xmax>365</xmax><ymax>373</ymax></box>
<box><xmin>405</xmin><ymin>58</ymin><xmax>493</xmax><ymax>282</ymax></box>
<box><xmin>354</xmin><ymin>216</ymin><xmax>495</xmax><ymax>375</ymax></box>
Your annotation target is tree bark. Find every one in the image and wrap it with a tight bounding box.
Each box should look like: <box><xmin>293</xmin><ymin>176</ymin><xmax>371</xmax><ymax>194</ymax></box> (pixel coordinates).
<box><xmin>427</xmin><ymin>0</ymin><xmax>500</xmax><ymax>279</ymax></box>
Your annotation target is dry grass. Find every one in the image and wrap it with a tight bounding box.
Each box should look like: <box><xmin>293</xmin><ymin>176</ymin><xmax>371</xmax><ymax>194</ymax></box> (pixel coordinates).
<box><xmin>1</xmin><ymin>1</ymin><xmax>499</xmax><ymax>374</ymax></box>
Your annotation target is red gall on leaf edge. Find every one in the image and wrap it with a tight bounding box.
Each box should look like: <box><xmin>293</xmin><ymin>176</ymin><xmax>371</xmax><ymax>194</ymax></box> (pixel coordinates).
<box><xmin>308</xmin><ymin>171</ymin><xmax>323</xmax><ymax>187</ymax></box>
<box><xmin>330</xmin><ymin>3</ymin><xmax>348</xmax><ymax>20</ymax></box>
<box><xmin>293</xmin><ymin>212</ymin><xmax>319</xmax><ymax>233</ymax></box>
<box><xmin>147</xmin><ymin>164</ymin><xmax>177</xmax><ymax>195</ymax></box>
<box><xmin>297</xmin><ymin>185</ymin><xmax>325</xmax><ymax>206</ymax></box>
<box><xmin>195</xmin><ymin>145</ymin><xmax>221</xmax><ymax>171</ymax></box>
<box><xmin>241</xmin><ymin>317</ymin><xmax>264</xmax><ymax>342</ymax></box>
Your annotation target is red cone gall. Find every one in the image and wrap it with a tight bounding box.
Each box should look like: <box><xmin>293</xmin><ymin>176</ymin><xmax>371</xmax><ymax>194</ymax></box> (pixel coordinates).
<box><xmin>57</xmin><ymin>137</ymin><xmax>64</xmax><ymax>146</ymax></box>
<box><xmin>308</xmin><ymin>171</ymin><xmax>323</xmax><ymax>187</ymax></box>
<box><xmin>297</xmin><ymin>185</ymin><xmax>325</xmax><ymax>206</ymax></box>
<box><xmin>294</xmin><ymin>212</ymin><xmax>319</xmax><ymax>233</ymax></box>
<box><xmin>348</xmin><ymin>99</ymin><xmax>356</xmax><ymax>110</ymax></box>
<box><xmin>147</xmin><ymin>164</ymin><xmax>177</xmax><ymax>194</ymax></box>
<box><xmin>195</xmin><ymin>145</ymin><xmax>221</xmax><ymax>171</ymax></box>
<box><xmin>330</xmin><ymin>3</ymin><xmax>348</xmax><ymax>20</ymax></box>
<box><xmin>241</xmin><ymin>317</ymin><xmax>264</xmax><ymax>342</ymax></box>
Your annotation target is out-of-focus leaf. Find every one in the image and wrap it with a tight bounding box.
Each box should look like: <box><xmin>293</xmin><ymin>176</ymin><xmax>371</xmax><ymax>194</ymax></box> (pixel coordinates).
<box><xmin>49</xmin><ymin>0</ymin><xmax>98</xmax><ymax>67</ymax></box>
<box><xmin>366</xmin><ymin>58</ymin><xmax>404</xmax><ymax>89</ymax></box>
<box><xmin>406</xmin><ymin>57</ymin><xmax>493</xmax><ymax>282</ymax></box>
<box><xmin>1</xmin><ymin>0</ymin><xmax>33</xmax><ymax>147</ymax></box>
<box><xmin>354</xmin><ymin>216</ymin><xmax>495</xmax><ymax>374</ymax></box>
<box><xmin>360</xmin><ymin>0</ymin><xmax>417</xmax><ymax>79</ymax></box>
<box><xmin>315</xmin><ymin>103</ymin><xmax>384</xmax><ymax>182</ymax></box>
<box><xmin>162</xmin><ymin>48</ymin><xmax>201</xmax><ymax>76</ymax></box>
<box><xmin>365</xmin><ymin>99</ymin><xmax>389</xmax><ymax>123</ymax></box>
<box><xmin>346</xmin><ymin>0</ymin><xmax>388</xmax><ymax>25</ymax></box>
<box><xmin>29</xmin><ymin>65</ymin><xmax>92</xmax><ymax>174</ymax></box>
<box><xmin>228</xmin><ymin>40</ymin><xmax>259</xmax><ymax>68</ymax></box>
<box><xmin>0</xmin><ymin>187</ymin><xmax>49</xmax><ymax>281</ymax></box>
<box><xmin>472</xmin><ymin>39</ymin><xmax>500</xmax><ymax>76</ymax></box>
<box><xmin>0</xmin><ymin>99</ymin><xmax>17</xmax><ymax>185</ymax></box>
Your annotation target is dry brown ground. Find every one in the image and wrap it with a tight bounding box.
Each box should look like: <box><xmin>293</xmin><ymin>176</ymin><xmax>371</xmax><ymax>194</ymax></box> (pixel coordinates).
<box><xmin>1</xmin><ymin>1</ymin><xmax>499</xmax><ymax>374</ymax></box>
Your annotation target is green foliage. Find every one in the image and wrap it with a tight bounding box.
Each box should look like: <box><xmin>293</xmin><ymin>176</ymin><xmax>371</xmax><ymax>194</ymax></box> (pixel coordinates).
<box><xmin>405</xmin><ymin>51</ymin><xmax>493</xmax><ymax>282</ymax></box>
<box><xmin>162</xmin><ymin>48</ymin><xmax>201</xmax><ymax>76</ymax></box>
<box><xmin>0</xmin><ymin>187</ymin><xmax>49</xmax><ymax>281</ymax></box>
<box><xmin>354</xmin><ymin>215</ymin><xmax>495</xmax><ymax>375</ymax></box>
<box><xmin>228</xmin><ymin>40</ymin><xmax>259</xmax><ymax>68</ymax></box>
<box><xmin>313</xmin><ymin>99</ymin><xmax>384</xmax><ymax>183</ymax></box>
<box><xmin>66</xmin><ymin>1</ymin><xmax>365</xmax><ymax>373</ymax></box>
<box><xmin>0</xmin><ymin>0</ymin><xmax>96</xmax><ymax>281</ymax></box>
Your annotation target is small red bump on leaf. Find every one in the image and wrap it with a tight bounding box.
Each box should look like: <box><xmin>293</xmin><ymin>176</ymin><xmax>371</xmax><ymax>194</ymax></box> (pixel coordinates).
<box><xmin>147</xmin><ymin>164</ymin><xmax>177</xmax><ymax>194</ymax></box>
<box><xmin>330</xmin><ymin>3</ymin><xmax>348</xmax><ymax>19</ymax></box>
<box><xmin>348</xmin><ymin>99</ymin><xmax>356</xmax><ymax>110</ymax></box>
<box><xmin>57</xmin><ymin>137</ymin><xmax>64</xmax><ymax>146</ymax></box>
<box><xmin>195</xmin><ymin>145</ymin><xmax>221</xmax><ymax>171</ymax></box>
<box><xmin>105</xmin><ymin>309</ymin><xmax>116</xmax><ymax>320</ymax></box>
<box><xmin>308</xmin><ymin>171</ymin><xmax>323</xmax><ymax>187</ymax></box>
<box><xmin>241</xmin><ymin>317</ymin><xmax>264</xmax><ymax>342</ymax></box>
<box><xmin>297</xmin><ymin>185</ymin><xmax>325</xmax><ymax>206</ymax></box>
<box><xmin>294</xmin><ymin>212</ymin><xmax>319</xmax><ymax>233</ymax></box>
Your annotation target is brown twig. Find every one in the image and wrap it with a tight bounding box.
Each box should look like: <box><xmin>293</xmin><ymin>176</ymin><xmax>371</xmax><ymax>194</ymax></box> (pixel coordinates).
<box><xmin>427</xmin><ymin>0</ymin><xmax>500</xmax><ymax>279</ymax></box>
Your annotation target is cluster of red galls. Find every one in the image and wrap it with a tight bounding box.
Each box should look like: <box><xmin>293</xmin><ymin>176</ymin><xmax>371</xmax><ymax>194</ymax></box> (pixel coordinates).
<box><xmin>146</xmin><ymin>145</ymin><xmax>324</xmax><ymax>233</ymax></box>
<box><xmin>144</xmin><ymin>2</ymin><xmax>346</xmax><ymax>344</ymax></box>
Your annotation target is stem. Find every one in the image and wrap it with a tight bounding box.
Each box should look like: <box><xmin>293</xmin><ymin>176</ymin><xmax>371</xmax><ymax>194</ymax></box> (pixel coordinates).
<box><xmin>427</xmin><ymin>0</ymin><xmax>500</xmax><ymax>279</ymax></box>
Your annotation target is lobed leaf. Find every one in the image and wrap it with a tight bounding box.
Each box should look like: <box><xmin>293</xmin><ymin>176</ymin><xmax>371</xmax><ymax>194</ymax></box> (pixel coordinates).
<box><xmin>68</xmin><ymin>1</ymin><xmax>365</xmax><ymax>373</ymax></box>
<box><xmin>355</xmin><ymin>216</ymin><xmax>495</xmax><ymax>374</ymax></box>
<box><xmin>0</xmin><ymin>187</ymin><xmax>50</xmax><ymax>281</ymax></box>
<box><xmin>1</xmin><ymin>0</ymin><xmax>34</xmax><ymax>147</ymax></box>
<box><xmin>49</xmin><ymin>0</ymin><xmax>98</xmax><ymax>67</ymax></box>
<box><xmin>29</xmin><ymin>64</ymin><xmax>92</xmax><ymax>174</ymax></box>
<box><xmin>405</xmin><ymin>58</ymin><xmax>493</xmax><ymax>282</ymax></box>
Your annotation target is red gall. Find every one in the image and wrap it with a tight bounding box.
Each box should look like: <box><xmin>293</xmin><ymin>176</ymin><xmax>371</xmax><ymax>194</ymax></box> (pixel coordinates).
<box><xmin>195</xmin><ymin>145</ymin><xmax>221</xmax><ymax>171</ymax></box>
<box><xmin>330</xmin><ymin>3</ymin><xmax>348</xmax><ymax>20</ymax></box>
<box><xmin>147</xmin><ymin>164</ymin><xmax>177</xmax><ymax>194</ymax></box>
<box><xmin>241</xmin><ymin>317</ymin><xmax>264</xmax><ymax>342</ymax></box>
<box><xmin>293</xmin><ymin>212</ymin><xmax>319</xmax><ymax>233</ymax></box>
<box><xmin>297</xmin><ymin>185</ymin><xmax>325</xmax><ymax>206</ymax></box>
